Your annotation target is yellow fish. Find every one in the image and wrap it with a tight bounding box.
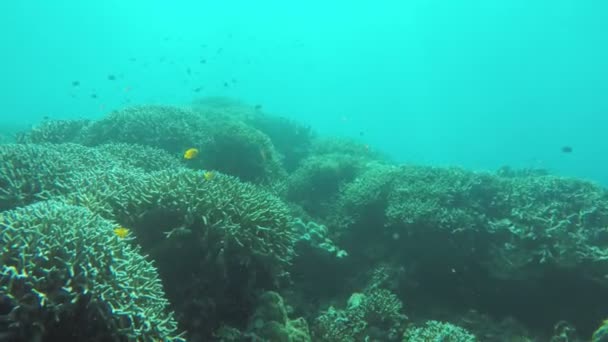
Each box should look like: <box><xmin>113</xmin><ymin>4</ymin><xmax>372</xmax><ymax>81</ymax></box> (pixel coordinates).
<box><xmin>204</xmin><ymin>171</ymin><xmax>214</xmax><ymax>181</ymax></box>
<box><xmin>113</xmin><ymin>226</ymin><xmax>130</xmax><ymax>239</ymax></box>
<box><xmin>183</xmin><ymin>148</ymin><xmax>199</xmax><ymax>160</ymax></box>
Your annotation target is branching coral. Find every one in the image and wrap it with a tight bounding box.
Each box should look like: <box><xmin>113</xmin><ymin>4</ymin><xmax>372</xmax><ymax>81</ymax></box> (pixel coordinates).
<box><xmin>16</xmin><ymin>119</ymin><xmax>91</xmax><ymax>144</ymax></box>
<box><xmin>61</xmin><ymin>166</ymin><xmax>298</xmax><ymax>338</ymax></box>
<box><xmin>196</xmin><ymin>118</ymin><xmax>286</xmax><ymax>184</ymax></box>
<box><xmin>0</xmin><ymin>143</ymin><xmax>109</xmax><ymax>211</ymax></box>
<box><xmin>136</xmin><ymin>168</ymin><xmax>297</xmax><ymax>269</ymax></box>
<box><xmin>0</xmin><ymin>143</ymin><xmax>179</xmax><ymax>212</ymax></box>
<box><xmin>287</xmin><ymin>154</ymin><xmax>370</xmax><ymax>218</ymax></box>
<box><xmin>0</xmin><ymin>200</ymin><xmax>182</xmax><ymax>341</ymax></box>
<box><xmin>312</xmin><ymin>288</ymin><xmax>406</xmax><ymax>341</ymax></box>
<box><xmin>402</xmin><ymin>320</ymin><xmax>476</xmax><ymax>341</ymax></box>
<box><xmin>483</xmin><ymin>175</ymin><xmax>608</xmax><ymax>279</ymax></box>
<box><xmin>82</xmin><ymin>105</ymin><xmax>212</xmax><ymax>153</ymax></box>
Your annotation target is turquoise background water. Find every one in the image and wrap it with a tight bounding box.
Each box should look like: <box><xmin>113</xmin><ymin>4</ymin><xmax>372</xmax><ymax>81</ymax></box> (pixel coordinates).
<box><xmin>1</xmin><ymin>1</ymin><xmax>607</xmax><ymax>184</ymax></box>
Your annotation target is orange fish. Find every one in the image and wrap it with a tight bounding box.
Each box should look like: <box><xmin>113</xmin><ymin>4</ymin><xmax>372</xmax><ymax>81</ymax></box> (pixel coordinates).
<box><xmin>183</xmin><ymin>148</ymin><xmax>199</xmax><ymax>160</ymax></box>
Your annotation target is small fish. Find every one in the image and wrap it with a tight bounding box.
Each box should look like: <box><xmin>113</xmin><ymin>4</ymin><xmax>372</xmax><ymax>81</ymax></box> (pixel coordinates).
<box><xmin>359</xmin><ymin>131</ymin><xmax>365</xmax><ymax>137</ymax></box>
<box><xmin>204</xmin><ymin>171</ymin><xmax>214</xmax><ymax>181</ymax></box>
<box><xmin>72</xmin><ymin>81</ymin><xmax>80</xmax><ymax>87</ymax></box>
<box><xmin>91</xmin><ymin>94</ymin><xmax>98</xmax><ymax>99</ymax></box>
<box><xmin>254</xmin><ymin>104</ymin><xmax>262</xmax><ymax>111</ymax></box>
<box><xmin>200</xmin><ymin>58</ymin><xmax>207</xmax><ymax>64</ymax></box>
<box><xmin>561</xmin><ymin>146</ymin><xmax>573</xmax><ymax>153</ymax></box>
<box><xmin>184</xmin><ymin>148</ymin><xmax>199</xmax><ymax>160</ymax></box>
<box><xmin>107</xmin><ymin>74</ymin><xmax>116</xmax><ymax>81</ymax></box>
<box><xmin>193</xmin><ymin>87</ymin><xmax>202</xmax><ymax>93</ymax></box>
<box><xmin>186</xmin><ymin>68</ymin><xmax>191</xmax><ymax>75</ymax></box>
<box><xmin>113</xmin><ymin>227</ymin><xmax>130</xmax><ymax>239</ymax></box>
<box><xmin>223</xmin><ymin>82</ymin><xmax>229</xmax><ymax>87</ymax></box>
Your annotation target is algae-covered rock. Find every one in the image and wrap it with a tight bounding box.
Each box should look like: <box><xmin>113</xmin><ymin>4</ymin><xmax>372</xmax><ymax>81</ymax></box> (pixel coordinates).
<box><xmin>248</xmin><ymin>291</ymin><xmax>312</xmax><ymax>342</ymax></box>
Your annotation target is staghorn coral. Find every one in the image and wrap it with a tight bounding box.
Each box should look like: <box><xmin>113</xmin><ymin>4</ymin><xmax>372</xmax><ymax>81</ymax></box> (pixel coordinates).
<box><xmin>0</xmin><ymin>200</ymin><xmax>182</xmax><ymax>341</ymax></box>
<box><xmin>335</xmin><ymin>163</ymin><xmax>608</xmax><ymax>278</ymax></box>
<box><xmin>286</xmin><ymin>154</ymin><xmax>369</xmax><ymax>218</ymax></box>
<box><xmin>15</xmin><ymin>119</ymin><xmax>91</xmax><ymax>144</ymax></box>
<box><xmin>310</xmin><ymin>136</ymin><xmax>386</xmax><ymax>161</ymax></box>
<box><xmin>333</xmin><ymin>162</ymin><xmax>400</xmax><ymax>230</ymax></box>
<box><xmin>312</xmin><ymin>288</ymin><xmax>406</xmax><ymax>341</ymax></box>
<box><xmin>312</xmin><ymin>305</ymin><xmax>366</xmax><ymax>342</ymax></box>
<box><xmin>197</xmin><ymin>118</ymin><xmax>286</xmax><ymax>184</ymax></box>
<box><xmin>134</xmin><ymin>168</ymin><xmax>297</xmax><ymax>271</ymax></box>
<box><xmin>94</xmin><ymin>143</ymin><xmax>181</xmax><ymax>172</ymax></box>
<box><xmin>192</xmin><ymin>96</ymin><xmax>314</xmax><ymax>171</ymax></box>
<box><xmin>332</xmin><ymin>164</ymin><xmax>608</xmax><ymax>338</ymax></box>
<box><xmin>484</xmin><ymin>174</ymin><xmax>608</xmax><ymax>280</ymax></box>
<box><xmin>61</xmin><ymin>166</ymin><xmax>298</xmax><ymax>339</ymax></box>
<box><xmin>0</xmin><ymin>143</ymin><xmax>110</xmax><ymax>211</ymax></box>
<box><xmin>402</xmin><ymin>320</ymin><xmax>476</xmax><ymax>341</ymax></box>
<box><xmin>82</xmin><ymin>105</ymin><xmax>212</xmax><ymax>154</ymax></box>
<box><xmin>0</xmin><ymin>143</ymin><xmax>179</xmax><ymax>212</ymax></box>
<box><xmin>21</xmin><ymin>103</ymin><xmax>288</xmax><ymax>185</ymax></box>
<box><xmin>384</xmin><ymin>165</ymin><xmax>500</xmax><ymax>232</ymax></box>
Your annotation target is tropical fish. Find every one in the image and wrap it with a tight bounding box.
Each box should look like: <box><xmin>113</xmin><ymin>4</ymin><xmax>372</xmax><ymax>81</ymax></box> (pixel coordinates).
<box><xmin>561</xmin><ymin>146</ymin><xmax>573</xmax><ymax>153</ymax></box>
<box><xmin>204</xmin><ymin>171</ymin><xmax>214</xmax><ymax>181</ymax></box>
<box><xmin>184</xmin><ymin>148</ymin><xmax>199</xmax><ymax>160</ymax></box>
<box><xmin>113</xmin><ymin>227</ymin><xmax>130</xmax><ymax>239</ymax></box>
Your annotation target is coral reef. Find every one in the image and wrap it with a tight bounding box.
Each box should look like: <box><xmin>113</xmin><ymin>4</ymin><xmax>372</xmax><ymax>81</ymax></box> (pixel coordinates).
<box><xmin>63</xmin><ymin>166</ymin><xmax>298</xmax><ymax>338</ymax></box>
<box><xmin>7</xmin><ymin>98</ymin><xmax>608</xmax><ymax>341</ymax></box>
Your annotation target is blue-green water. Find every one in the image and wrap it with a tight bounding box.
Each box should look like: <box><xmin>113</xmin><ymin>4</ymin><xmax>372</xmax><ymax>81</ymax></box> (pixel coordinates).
<box><xmin>3</xmin><ymin>2</ymin><xmax>608</xmax><ymax>340</ymax></box>
<box><xmin>1</xmin><ymin>0</ymin><xmax>607</xmax><ymax>183</ymax></box>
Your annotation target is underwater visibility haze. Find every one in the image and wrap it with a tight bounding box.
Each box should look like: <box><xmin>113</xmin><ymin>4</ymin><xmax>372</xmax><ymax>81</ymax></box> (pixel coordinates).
<box><xmin>1</xmin><ymin>1</ymin><xmax>608</xmax><ymax>341</ymax></box>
